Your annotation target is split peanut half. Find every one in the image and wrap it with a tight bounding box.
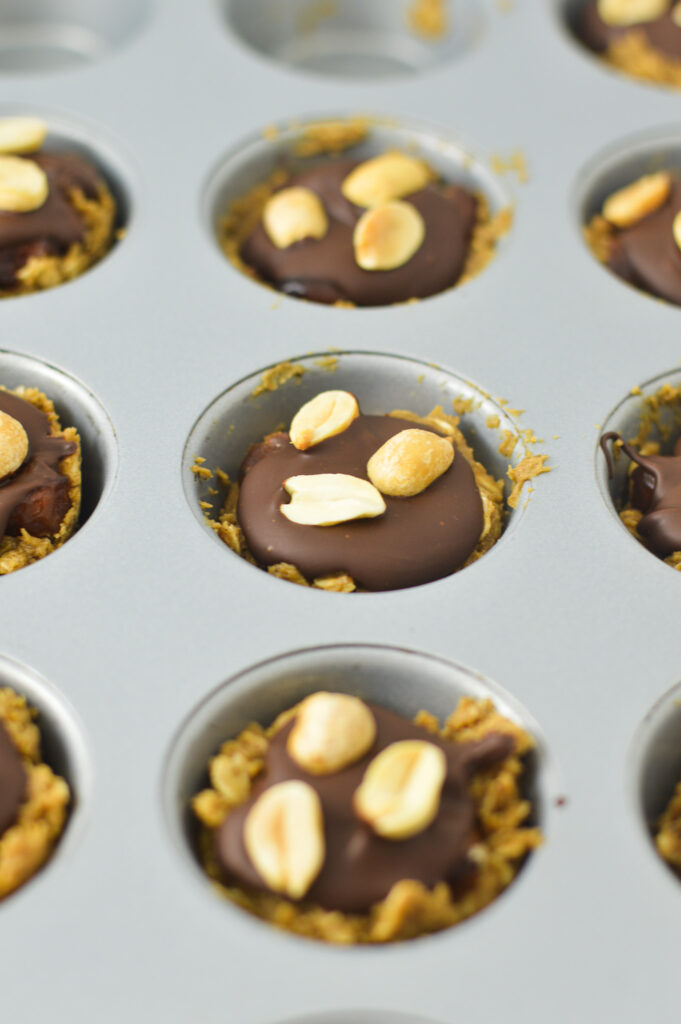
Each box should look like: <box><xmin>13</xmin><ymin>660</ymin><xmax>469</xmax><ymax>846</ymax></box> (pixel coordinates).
<box><xmin>243</xmin><ymin>780</ymin><xmax>325</xmax><ymax>900</ymax></box>
<box><xmin>354</xmin><ymin>739</ymin><xmax>447</xmax><ymax>840</ymax></box>
<box><xmin>287</xmin><ymin>692</ymin><xmax>377</xmax><ymax>774</ymax></box>
<box><xmin>289</xmin><ymin>391</ymin><xmax>359</xmax><ymax>451</ymax></box>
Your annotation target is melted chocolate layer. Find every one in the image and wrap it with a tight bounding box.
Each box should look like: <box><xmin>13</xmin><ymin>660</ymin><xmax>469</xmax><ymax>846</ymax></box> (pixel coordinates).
<box><xmin>0</xmin><ymin>151</ymin><xmax>102</xmax><ymax>290</ymax></box>
<box><xmin>241</xmin><ymin>158</ymin><xmax>477</xmax><ymax>306</ymax></box>
<box><xmin>0</xmin><ymin>721</ymin><xmax>27</xmax><ymax>836</ymax></box>
<box><xmin>216</xmin><ymin>702</ymin><xmax>515</xmax><ymax>913</ymax></box>
<box><xmin>237</xmin><ymin>415</ymin><xmax>484</xmax><ymax>591</ymax></box>
<box><xmin>604</xmin><ymin>177</ymin><xmax>681</xmax><ymax>306</ymax></box>
<box><xmin>0</xmin><ymin>390</ymin><xmax>76</xmax><ymax>540</ymax></box>
<box><xmin>579</xmin><ymin>2</ymin><xmax>681</xmax><ymax>60</ymax></box>
<box><xmin>601</xmin><ymin>430</ymin><xmax>681</xmax><ymax>556</ymax></box>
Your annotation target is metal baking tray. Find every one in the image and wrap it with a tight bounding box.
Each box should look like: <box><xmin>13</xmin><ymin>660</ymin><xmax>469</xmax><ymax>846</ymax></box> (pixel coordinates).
<box><xmin>3</xmin><ymin>0</ymin><xmax>681</xmax><ymax>1021</ymax></box>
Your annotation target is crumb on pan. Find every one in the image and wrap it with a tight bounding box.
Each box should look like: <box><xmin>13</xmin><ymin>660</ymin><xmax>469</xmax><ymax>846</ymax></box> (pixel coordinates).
<box><xmin>406</xmin><ymin>0</ymin><xmax>448</xmax><ymax>40</ymax></box>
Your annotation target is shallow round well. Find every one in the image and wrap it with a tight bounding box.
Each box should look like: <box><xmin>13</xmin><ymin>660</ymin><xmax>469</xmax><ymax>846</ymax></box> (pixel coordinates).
<box><xmin>162</xmin><ymin>643</ymin><xmax>556</xmax><ymax>929</ymax></box>
<box><xmin>222</xmin><ymin>0</ymin><xmax>480</xmax><ymax>80</ymax></box>
<box><xmin>202</xmin><ymin>114</ymin><xmax>510</xmax><ymax>304</ymax></box>
<box><xmin>596</xmin><ymin>365</ymin><xmax>681</xmax><ymax>561</ymax></box>
<box><xmin>630</xmin><ymin>678</ymin><xmax>681</xmax><ymax>884</ymax></box>
<box><xmin>0</xmin><ymin>349</ymin><xmax>118</xmax><ymax>561</ymax></box>
<box><xmin>0</xmin><ymin>0</ymin><xmax>150</xmax><ymax>74</ymax></box>
<box><xmin>0</xmin><ymin>652</ymin><xmax>91</xmax><ymax>901</ymax></box>
<box><xmin>182</xmin><ymin>351</ymin><xmax>530</xmax><ymax>588</ymax></box>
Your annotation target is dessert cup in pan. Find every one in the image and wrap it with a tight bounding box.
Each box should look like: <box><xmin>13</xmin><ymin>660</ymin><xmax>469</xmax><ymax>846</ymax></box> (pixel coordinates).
<box><xmin>1</xmin><ymin>1</ymin><xmax>681</xmax><ymax>1022</ymax></box>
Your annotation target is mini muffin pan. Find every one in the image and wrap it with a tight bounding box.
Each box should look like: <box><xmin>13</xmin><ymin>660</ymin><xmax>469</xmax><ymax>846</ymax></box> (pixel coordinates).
<box><xmin>3</xmin><ymin>0</ymin><xmax>681</xmax><ymax>1021</ymax></box>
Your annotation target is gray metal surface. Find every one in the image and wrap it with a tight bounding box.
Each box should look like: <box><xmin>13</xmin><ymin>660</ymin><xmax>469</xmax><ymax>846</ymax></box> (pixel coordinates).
<box><xmin>2</xmin><ymin>1</ymin><xmax>681</xmax><ymax>1021</ymax></box>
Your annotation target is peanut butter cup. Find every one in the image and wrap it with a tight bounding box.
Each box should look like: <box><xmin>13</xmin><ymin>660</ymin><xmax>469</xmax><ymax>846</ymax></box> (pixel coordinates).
<box><xmin>0</xmin><ymin>116</ymin><xmax>117</xmax><ymax>297</ymax></box>
<box><xmin>192</xmin><ymin>691</ymin><xmax>540</xmax><ymax>943</ymax></box>
<box><xmin>585</xmin><ymin>170</ymin><xmax>681</xmax><ymax>305</ymax></box>
<box><xmin>0</xmin><ymin>686</ymin><xmax>70</xmax><ymax>899</ymax></box>
<box><xmin>600</xmin><ymin>379</ymin><xmax>681</xmax><ymax>568</ymax></box>
<box><xmin>576</xmin><ymin>1</ymin><xmax>681</xmax><ymax>87</ymax></box>
<box><xmin>200</xmin><ymin>390</ymin><xmax>504</xmax><ymax>592</ymax></box>
<box><xmin>220</xmin><ymin>125</ymin><xmax>510</xmax><ymax>307</ymax></box>
<box><xmin>0</xmin><ymin>385</ymin><xmax>81</xmax><ymax>574</ymax></box>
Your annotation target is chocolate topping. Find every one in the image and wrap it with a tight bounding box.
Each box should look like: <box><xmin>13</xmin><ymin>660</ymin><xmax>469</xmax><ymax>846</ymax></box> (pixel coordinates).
<box><xmin>0</xmin><ymin>721</ymin><xmax>27</xmax><ymax>836</ymax></box>
<box><xmin>604</xmin><ymin>177</ymin><xmax>681</xmax><ymax>306</ymax></box>
<box><xmin>0</xmin><ymin>151</ymin><xmax>102</xmax><ymax>290</ymax></box>
<box><xmin>241</xmin><ymin>158</ymin><xmax>477</xmax><ymax>306</ymax></box>
<box><xmin>601</xmin><ymin>430</ymin><xmax>681</xmax><ymax>556</ymax></box>
<box><xmin>579</xmin><ymin>2</ymin><xmax>681</xmax><ymax>60</ymax></box>
<box><xmin>237</xmin><ymin>415</ymin><xmax>484</xmax><ymax>591</ymax></box>
<box><xmin>0</xmin><ymin>390</ymin><xmax>76</xmax><ymax>540</ymax></box>
<box><xmin>216</xmin><ymin>702</ymin><xmax>515</xmax><ymax>913</ymax></box>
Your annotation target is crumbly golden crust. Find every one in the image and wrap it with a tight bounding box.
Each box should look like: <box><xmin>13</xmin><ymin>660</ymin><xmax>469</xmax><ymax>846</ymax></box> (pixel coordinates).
<box><xmin>0</xmin><ymin>386</ymin><xmax>81</xmax><ymax>575</ymax></box>
<box><xmin>200</xmin><ymin>404</ymin><xmax>506</xmax><ymax>592</ymax></box>
<box><xmin>192</xmin><ymin>696</ymin><xmax>541</xmax><ymax>944</ymax></box>
<box><xmin>0</xmin><ymin>687</ymin><xmax>70</xmax><ymax>899</ymax></box>
<box><xmin>607</xmin><ymin>381</ymin><xmax>681</xmax><ymax>571</ymax></box>
<box><xmin>601</xmin><ymin>29</ymin><xmax>681</xmax><ymax>89</ymax></box>
<box><xmin>1</xmin><ymin>181</ymin><xmax>116</xmax><ymax>299</ymax></box>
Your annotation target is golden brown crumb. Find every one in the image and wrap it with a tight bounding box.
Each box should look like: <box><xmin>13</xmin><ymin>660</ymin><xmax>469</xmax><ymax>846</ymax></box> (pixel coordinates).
<box><xmin>0</xmin><ymin>387</ymin><xmax>81</xmax><ymax>575</ymax></box>
<box><xmin>293</xmin><ymin>119</ymin><xmax>370</xmax><ymax>159</ymax></box>
<box><xmin>498</xmin><ymin>430</ymin><xmax>517</xmax><ymax>458</ymax></box>
<box><xmin>490</xmin><ymin>150</ymin><xmax>529</xmax><ymax>185</ymax></box>
<box><xmin>193</xmin><ymin>696</ymin><xmax>540</xmax><ymax>943</ymax></box>
<box><xmin>507</xmin><ymin>454</ymin><xmax>550</xmax><ymax>509</ymax></box>
<box><xmin>0</xmin><ymin>688</ymin><xmax>70</xmax><ymax>899</ymax></box>
<box><xmin>252</xmin><ymin>361</ymin><xmax>307</xmax><ymax>398</ymax></box>
<box><xmin>406</xmin><ymin>0</ymin><xmax>448</xmax><ymax>39</ymax></box>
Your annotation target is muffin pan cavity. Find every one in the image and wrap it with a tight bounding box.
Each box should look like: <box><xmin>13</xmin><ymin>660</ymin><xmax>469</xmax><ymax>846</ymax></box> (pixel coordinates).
<box><xmin>202</xmin><ymin>114</ymin><xmax>510</xmax><ymax>303</ymax></box>
<box><xmin>0</xmin><ymin>350</ymin><xmax>117</xmax><ymax>534</ymax></box>
<box><xmin>0</xmin><ymin>0</ymin><xmax>150</xmax><ymax>74</ymax></box>
<box><xmin>596</xmin><ymin>365</ymin><xmax>681</xmax><ymax>559</ymax></box>
<box><xmin>0</xmin><ymin>652</ymin><xmax>91</xmax><ymax>892</ymax></box>
<box><xmin>163</xmin><ymin>644</ymin><xmax>555</xmax><ymax>919</ymax></box>
<box><xmin>575</xmin><ymin>126</ymin><xmax>681</xmax><ymax>304</ymax></box>
<box><xmin>223</xmin><ymin>0</ymin><xmax>480</xmax><ymax>79</ymax></box>
<box><xmin>630</xmin><ymin>679</ymin><xmax>681</xmax><ymax>881</ymax></box>
<box><xmin>182</xmin><ymin>351</ymin><xmax>534</xmax><ymax>586</ymax></box>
